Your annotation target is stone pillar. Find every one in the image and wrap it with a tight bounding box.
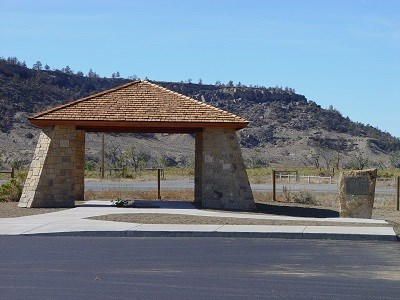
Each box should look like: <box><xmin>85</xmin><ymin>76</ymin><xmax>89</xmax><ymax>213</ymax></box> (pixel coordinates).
<box><xmin>338</xmin><ymin>169</ymin><xmax>377</xmax><ymax>218</ymax></box>
<box><xmin>194</xmin><ymin>128</ymin><xmax>256</xmax><ymax>211</ymax></box>
<box><xmin>18</xmin><ymin>125</ymin><xmax>85</xmax><ymax>208</ymax></box>
<box><xmin>194</xmin><ymin>132</ymin><xmax>203</xmax><ymax>204</ymax></box>
<box><xmin>74</xmin><ymin>130</ymin><xmax>85</xmax><ymax>200</ymax></box>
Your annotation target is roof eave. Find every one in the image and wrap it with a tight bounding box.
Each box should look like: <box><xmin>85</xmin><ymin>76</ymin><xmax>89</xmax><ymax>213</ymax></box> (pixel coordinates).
<box><xmin>28</xmin><ymin>118</ymin><xmax>249</xmax><ymax>132</ymax></box>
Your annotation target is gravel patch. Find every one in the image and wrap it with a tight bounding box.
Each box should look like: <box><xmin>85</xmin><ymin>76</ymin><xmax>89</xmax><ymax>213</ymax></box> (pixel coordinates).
<box><xmin>89</xmin><ymin>213</ymin><xmax>390</xmax><ymax>227</ymax></box>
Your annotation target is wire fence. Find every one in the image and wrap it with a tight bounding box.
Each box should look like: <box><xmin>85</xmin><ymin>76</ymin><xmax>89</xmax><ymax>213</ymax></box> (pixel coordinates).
<box><xmin>275</xmin><ymin>173</ymin><xmax>334</xmax><ymax>184</ymax></box>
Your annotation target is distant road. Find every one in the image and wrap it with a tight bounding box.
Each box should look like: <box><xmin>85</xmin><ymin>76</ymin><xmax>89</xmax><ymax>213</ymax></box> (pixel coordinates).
<box><xmin>1</xmin><ymin>179</ymin><xmax>394</xmax><ymax>194</ymax></box>
<box><xmin>85</xmin><ymin>179</ymin><xmax>396</xmax><ymax>195</ymax></box>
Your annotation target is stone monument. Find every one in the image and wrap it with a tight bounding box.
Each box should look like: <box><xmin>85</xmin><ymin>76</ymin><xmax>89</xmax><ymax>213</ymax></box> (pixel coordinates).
<box><xmin>338</xmin><ymin>169</ymin><xmax>377</xmax><ymax>218</ymax></box>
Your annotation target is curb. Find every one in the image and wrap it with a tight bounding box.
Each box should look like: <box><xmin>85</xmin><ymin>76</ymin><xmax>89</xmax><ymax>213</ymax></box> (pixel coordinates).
<box><xmin>24</xmin><ymin>230</ymin><xmax>398</xmax><ymax>241</ymax></box>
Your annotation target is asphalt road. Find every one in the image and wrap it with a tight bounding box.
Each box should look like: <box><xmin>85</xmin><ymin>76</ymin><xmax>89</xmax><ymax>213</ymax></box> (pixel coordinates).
<box><xmin>0</xmin><ymin>237</ymin><xmax>399</xmax><ymax>299</ymax></box>
<box><xmin>85</xmin><ymin>179</ymin><xmax>396</xmax><ymax>194</ymax></box>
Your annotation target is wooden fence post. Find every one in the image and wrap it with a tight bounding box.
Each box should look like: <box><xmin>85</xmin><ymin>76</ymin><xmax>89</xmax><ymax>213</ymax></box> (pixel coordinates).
<box><xmin>272</xmin><ymin>169</ymin><xmax>276</xmax><ymax>201</ymax></box>
<box><xmin>100</xmin><ymin>133</ymin><xmax>105</xmax><ymax>179</ymax></box>
<box><xmin>397</xmin><ymin>176</ymin><xmax>399</xmax><ymax>211</ymax></box>
<box><xmin>157</xmin><ymin>169</ymin><xmax>161</xmax><ymax>200</ymax></box>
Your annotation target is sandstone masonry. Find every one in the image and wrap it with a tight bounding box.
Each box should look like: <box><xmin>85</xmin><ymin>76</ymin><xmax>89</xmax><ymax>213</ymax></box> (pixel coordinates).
<box><xmin>20</xmin><ymin>126</ymin><xmax>254</xmax><ymax>211</ymax></box>
<box><xmin>18</xmin><ymin>125</ymin><xmax>85</xmax><ymax>208</ymax></box>
<box><xmin>195</xmin><ymin>128</ymin><xmax>256</xmax><ymax>211</ymax></box>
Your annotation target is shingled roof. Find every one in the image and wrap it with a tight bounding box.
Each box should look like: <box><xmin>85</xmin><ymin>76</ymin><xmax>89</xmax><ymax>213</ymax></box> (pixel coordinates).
<box><xmin>29</xmin><ymin>80</ymin><xmax>249</xmax><ymax>133</ymax></box>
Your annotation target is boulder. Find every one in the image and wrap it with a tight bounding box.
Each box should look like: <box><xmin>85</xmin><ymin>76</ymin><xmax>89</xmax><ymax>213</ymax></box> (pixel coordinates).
<box><xmin>338</xmin><ymin>169</ymin><xmax>377</xmax><ymax>218</ymax></box>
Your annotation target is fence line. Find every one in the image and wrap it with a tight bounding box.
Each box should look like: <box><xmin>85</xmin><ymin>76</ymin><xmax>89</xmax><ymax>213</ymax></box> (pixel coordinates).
<box><xmin>275</xmin><ymin>173</ymin><xmax>398</xmax><ymax>185</ymax></box>
<box><xmin>275</xmin><ymin>173</ymin><xmax>333</xmax><ymax>184</ymax></box>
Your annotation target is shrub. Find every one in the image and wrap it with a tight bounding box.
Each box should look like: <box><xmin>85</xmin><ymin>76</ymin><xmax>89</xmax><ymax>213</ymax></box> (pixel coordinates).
<box><xmin>84</xmin><ymin>161</ymin><xmax>97</xmax><ymax>171</ymax></box>
<box><xmin>0</xmin><ymin>179</ymin><xmax>23</xmax><ymax>202</ymax></box>
<box><xmin>279</xmin><ymin>187</ymin><xmax>318</xmax><ymax>206</ymax></box>
<box><xmin>0</xmin><ymin>172</ymin><xmax>26</xmax><ymax>202</ymax></box>
<box><xmin>281</xmin><ymin>186</ymin><xmax>291</xmax><ymax>202</ymax></box>
<box><xmin>293</xmin><ymin>190</ymin><xmax>318</xmax><ymax>205</ymax></box>
<box><xmin>111</xmin><ymin>198</ymin><xmax>127</xmax><ymax>207</ymax></box>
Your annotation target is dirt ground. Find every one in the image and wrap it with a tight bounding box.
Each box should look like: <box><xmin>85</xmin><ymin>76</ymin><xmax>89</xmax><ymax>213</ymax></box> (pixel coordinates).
<box><xmin>0</xmin><ymin>201</ymin><xmax>85</xmax><ymax>218</ymax></box>
<box><xmin>0</xmin><ymin>202</ymin><xmax>68</xmax><ymax>218</ymax></box>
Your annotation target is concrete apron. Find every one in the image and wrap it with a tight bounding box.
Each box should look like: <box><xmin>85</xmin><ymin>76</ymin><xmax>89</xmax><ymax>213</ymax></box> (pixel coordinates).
<box><xmin>2</xmin><ymin>200</ymin><xmax>396</xmax><ymax>241</ymax></box>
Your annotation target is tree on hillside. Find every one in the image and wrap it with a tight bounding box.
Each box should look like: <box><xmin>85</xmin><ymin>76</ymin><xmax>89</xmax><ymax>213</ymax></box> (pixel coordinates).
<box><xmin>160</xmin><ymin>155</ymin><xmax>178</xmax><ymax>167</ymax></box>
<box><xmin>245</xmin><ymin>154</ymin><xmax>268</xmax><ymax>168</ymax></box>
<box><xmin>345</xmin><ymin>152</ymin><xmax>371</xmax><ymax>170</ymax></box>
<box><xmin>111</xmin><ymin>71</ymin><xmax>120</xmax><ymax>79</ymax></box>
<box><xmin>300</xmin><ymin>146</ymin><xmax>335</xmax><ymax>174</ymax></box>
<box><xmin>106</xmin><ymin>145</ymin><xmax>123</xmax><ymax>169</ymax></box>
<box><xmin>390</xmin><ymin>151</ymin><xmax>400</xmax><ymax>168</ymax></box>
<box><xmin>32</xmin><ymin>61</ymin><xmax>42</xmax><ymax>70</ymax></box>
<box><xmin>62</xmin><ymin>65</ymin><xmax>74</xmax><ymax>75</ymax></box>
<box><xmin>44</xmin><ymin>64</ymin><xmax>50</xmax><ymax>70</ymax></box>
<box><xmin>318</xmin><ymin>148</ymin><xmax>335</xmax><ymax>172</ymax></box>
<box><xmin>128</xmin><ymin>74</ymin><xmax>138</xmax><ymax>80</ymax></box>
<box><xmin>87</xmin><ymin>68</ymin><xmax>99</xmax><ymax>78</ymax></box>
<box><xmin>125</xmin><ymin>146</ymin><xmax>152</xmax><ymax>172</ymax></box>
<box><xmin>309</xmin><ymin>151</ymin><xmax>322</xmax><ymax>171</ymax></box>
<box><xmin>7</xmin><ymin>57</ymin><xmax>19</xmax><ymax>65</ymax></box>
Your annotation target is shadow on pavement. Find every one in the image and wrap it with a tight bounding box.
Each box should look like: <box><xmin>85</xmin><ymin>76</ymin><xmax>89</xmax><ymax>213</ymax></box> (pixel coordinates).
<box><xmin>79</xmin><ymin>200</ymin><xmax>339</xmax><ymax>218</ymax></box>
<box><xmin>79</xmin><ymin>200</ymin><xmax>195</xmax><ymax>209</ymax></box>
<box><xmin>78</xmin><ymin>204</ymin><xmax>110</xmax><ymax>207</ymax></box>
<box><xmin>256</xmin><ymin>203</ymin><xmax>339</xmax><ymax>218</ymax></box>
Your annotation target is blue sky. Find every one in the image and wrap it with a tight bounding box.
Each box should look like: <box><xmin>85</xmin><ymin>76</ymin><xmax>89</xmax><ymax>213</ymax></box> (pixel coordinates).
<box><xmin>1</xmin><ymin>0</ymin><xmax>399</xmax><ymax>137</ymax></box>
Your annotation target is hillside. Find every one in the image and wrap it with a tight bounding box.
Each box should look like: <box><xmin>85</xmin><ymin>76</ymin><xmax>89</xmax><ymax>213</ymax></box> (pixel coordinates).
<box><xmin>1</xmin><ymin>57</ymin><xmax>399</xmax><ymax>172</ymax></box>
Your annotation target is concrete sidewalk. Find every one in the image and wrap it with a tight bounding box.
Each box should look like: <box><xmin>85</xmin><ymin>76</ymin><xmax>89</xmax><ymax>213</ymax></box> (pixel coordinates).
<box><xmin>0</xmin><ymin>200</ymin><xmax>397</xmax><ymax>241</ymax></box>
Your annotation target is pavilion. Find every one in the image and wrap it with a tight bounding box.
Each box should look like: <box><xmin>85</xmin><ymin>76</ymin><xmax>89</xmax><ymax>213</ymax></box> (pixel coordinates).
<box><xmin>18</xmin><ymin>80</ymin><xmax>255</xmax><ymax>211</ymax></box>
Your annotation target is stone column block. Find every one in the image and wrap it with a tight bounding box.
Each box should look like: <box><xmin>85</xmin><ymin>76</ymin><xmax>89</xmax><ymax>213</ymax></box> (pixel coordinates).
<box><xmin>194</xmin><ymin>132</ymin><xmax>203</xmax><ymax>204</ymax></box>
<box><xmin>194</xmin><ymin>128</ymin><xmax>256</xmax><ymax>211</ymax></box>
<box><xmin>19</xmin><ymin>125</ymin><xmax>86</xmax><ymax>208</ymax></box>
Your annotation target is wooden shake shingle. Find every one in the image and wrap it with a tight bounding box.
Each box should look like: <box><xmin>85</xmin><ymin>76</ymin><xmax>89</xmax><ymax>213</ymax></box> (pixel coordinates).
<box><xmin>29</xmin><ymin>80</ymin><xmax>249</xmax><ymax>132</ymax></box>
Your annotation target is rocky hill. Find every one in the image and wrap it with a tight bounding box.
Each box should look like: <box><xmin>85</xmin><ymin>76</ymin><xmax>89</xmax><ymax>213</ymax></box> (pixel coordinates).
<box><xmin>1</xmin><ymin>57</ymin><xmax>399</xmax><ymax>172</ymax></box>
